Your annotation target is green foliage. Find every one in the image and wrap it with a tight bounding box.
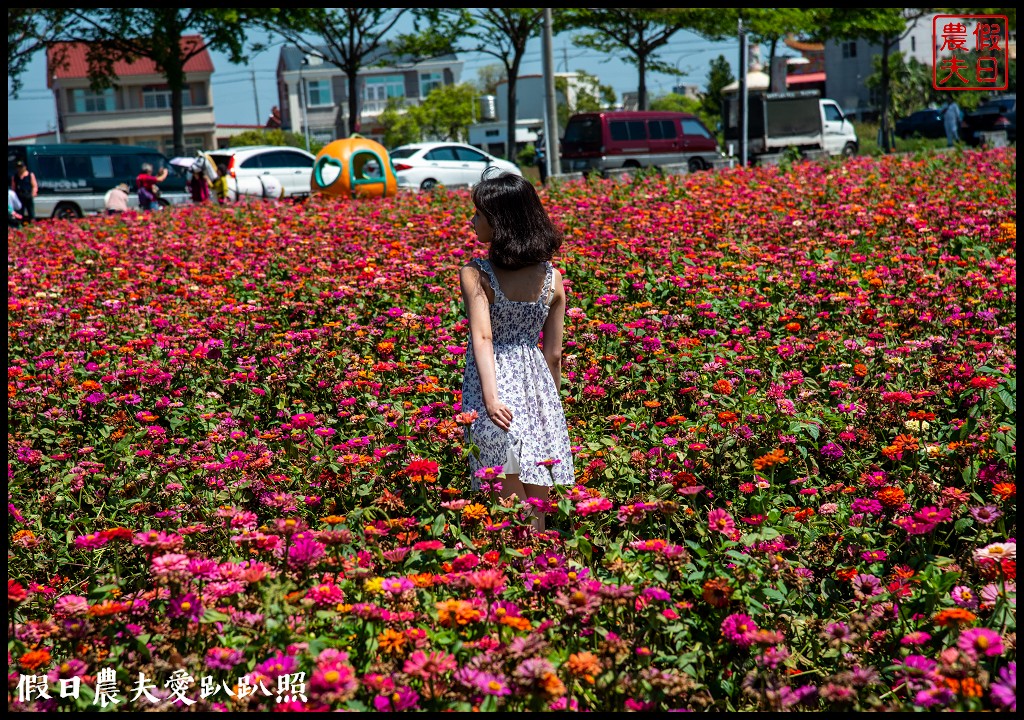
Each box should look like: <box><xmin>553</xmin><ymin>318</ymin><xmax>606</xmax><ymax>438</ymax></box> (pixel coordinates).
<box><xmin>555</xmin><ymin>71</ymin><xmax>617</xmax><ymax>131</ymax></box>
<box><xmin>379</xmin><ymin>98</ymin><xmax>422</xmax><ymax>149</ymax></box>
<box><xmin>555</xmin><ymin>9</ymin><xmax>736</xmax><ymax>110</ymax></box>
<box><xmin>700</xmin><ymin>55</ymin><xmax>734</xmax><ymax>124</ymax></box>
<box><xmin>406</xmin><ymin>83</ymin><xmax>477</xmax><ymax>143</ymax></box>
<box><xmin>226</xmin><ymin>129</ymin><xmax>323</xmax><ymax>155</ymax></box>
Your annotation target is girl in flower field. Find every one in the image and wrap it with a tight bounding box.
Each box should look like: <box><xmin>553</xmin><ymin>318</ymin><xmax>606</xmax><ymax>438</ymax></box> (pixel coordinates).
<box><xmin>459</xmin><ymin>169</ymin><xmax>575</xmax><ymax>531</ymax></box>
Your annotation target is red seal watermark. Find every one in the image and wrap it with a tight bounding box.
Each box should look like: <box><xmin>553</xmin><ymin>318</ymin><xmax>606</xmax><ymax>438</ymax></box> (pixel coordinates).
<box><xmin>932</xmin><ymin>14</ymin><xmax>1009</xmax><ymax>91</ymax></box>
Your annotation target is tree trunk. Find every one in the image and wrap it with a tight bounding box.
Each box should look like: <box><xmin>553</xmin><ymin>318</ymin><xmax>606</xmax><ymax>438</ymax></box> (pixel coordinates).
<box><xmin>637</xmin><ymin>55</ymin><xmax>648</xmax><ymax>111</ymax></box>
<box><xmin>506</xmin><ymin>80</ymin><xmax>517</xmax><ymax>161</ymax></box>
<box><xmin>347</xmin><ymin>70</ymin><xmax>360</xmax><ymax>136</ymax></box>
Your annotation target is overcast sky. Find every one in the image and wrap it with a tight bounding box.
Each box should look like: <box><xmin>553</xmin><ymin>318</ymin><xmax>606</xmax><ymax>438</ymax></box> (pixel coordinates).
<box><xmin>7</xmin><ymin>27</ymin><xmax>740</xmax><ymax>139</ymax></box>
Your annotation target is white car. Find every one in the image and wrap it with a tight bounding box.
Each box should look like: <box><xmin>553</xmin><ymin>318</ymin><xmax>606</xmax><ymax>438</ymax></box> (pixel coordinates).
<box><xmin>206</xmin><ymin>146</ymin><xmax>316</xmax><ymax>201</ymax></box>
<box><xmin>389</xmin><ymin>142</ymin><xmax>522</xmax><ymax>191</ymax></box>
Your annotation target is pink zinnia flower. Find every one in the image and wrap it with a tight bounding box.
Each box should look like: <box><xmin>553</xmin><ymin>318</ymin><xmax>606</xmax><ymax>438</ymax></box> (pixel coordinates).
<box><xmin>380</xmin><ymin>577</ymin><xmax>415</xmax><ymax>595</ymax></box>
<box><xmin>957</xmin><ymin>627</ymin><xmax>1004</xmax><ymax>660</ymax></box>
<box><xmin>575</xmin><ymin>497</ymin><xmax>613</xmax><ymax>515</ymax></box>
<box><xmin>167</xmin><ymin>592</ymin><xmax>203</xmax><ymax>622</ymax></box>
<box><xmin>205</xmin><ymin>646</ymin><xmax>245</xmax><ymax>671</ymax></box>
<box><xmin>403</xmin><ymin>650</ymin><xmax>458</xmax><ymax>679</ymax></box>
<box><xmin>721</xmin><ymin>613</ymin><xmax>759</xmax><ymax>647</ymax></box>
<box><xmin>708</xmin><ymin>508</ymin><xmax>737</xmax><ymax>537</ymax></box>
<box><xmin>306</xmin><ymin>582</ymin><xmax>345</xmax><ymax>607</ymax></box>
<box><xmin>373</xmin><ymin>686</ymin><xmax>420</xmax><ymax>711</ymax></box>
<box><xmin>74</xmin><ymin>532</ymin><xmax>109</xmax><ymax>550</ymax></box>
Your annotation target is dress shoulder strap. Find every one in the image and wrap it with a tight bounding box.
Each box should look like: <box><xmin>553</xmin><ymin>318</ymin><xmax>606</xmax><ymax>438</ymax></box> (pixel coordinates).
<box><xmin>473</xmin><ymin>258</ymin><xmax>502</xmax><ymax>299</ymax></box>
<box><xmin>539</xmin><ymin>262</ymin><xmax>554</xmax><ymax>305</ymax></box>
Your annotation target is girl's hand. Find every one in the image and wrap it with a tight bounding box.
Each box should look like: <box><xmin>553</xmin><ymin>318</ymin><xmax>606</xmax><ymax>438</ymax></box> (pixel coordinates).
<box><xmin>485</xmin><ymin>400</ymin><xmax>513</xmax><ymax>432</ymax></box>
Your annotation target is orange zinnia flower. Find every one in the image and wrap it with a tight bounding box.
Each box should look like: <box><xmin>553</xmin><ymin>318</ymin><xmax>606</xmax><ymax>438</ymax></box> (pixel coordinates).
<box><xmin>752</xmin><ymin>449</ymin><xmax>788</xmax><ymax>471</ymax></box>
<box><xmin>435</xmin><ymin>599</ymin><xmax>482</xmax><ymax>627</ymax></box>
<box><xmin>461</xmin><ymin>503</ymin><xmax>490</xmax><ymax>522</ymax></box>
<box><xmin>933</xmin><ymin>607</ymin><xmax>977</xmax><ymax>626</ymax></box>
<box><xmin>19</xmin><ymin>649</ymin><xmax>51</xmax><ymax>671</ymax></box>
<box><xmin>992</xmin><ymin>482</ymin><xmax>1015</xmax><ymax>501</ymax></box>
<box><xmin>701</xmin><ymin>577</ymin><xmax>732</xmax><ymax>607</ymax></box>
<box><xmin>853</xmin><ymin>363</ymin><xmax>868</xmax><ymax>377</ymax></box>
<box><xmin>712</xmin><ymin>379</ymin><xmax>733</xmax><ymax>395</ymax></box>
<box><xmin>876</xmin><ymin>486</ymin><xmax>906</xmax><ymax>508</ymax></box>
<box><xmin>717</xmin><ymin>411</ymin><xmax>738</xmax><ymax>425</ymax></box>
<box><xmin>377</xmin><ymin>628</ymin><xmax>407</xmax><ymax>655</ymax></box>
<box><xmin>565</xmin><ymin>651</ymin><xmax>602</xmax><ymax>680</ymax></box>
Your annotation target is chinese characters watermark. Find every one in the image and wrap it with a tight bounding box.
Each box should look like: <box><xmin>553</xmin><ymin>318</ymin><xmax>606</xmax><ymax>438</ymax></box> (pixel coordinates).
<box><xmin>932</xmin><ymin>14</ymin><xmax>1009</xmax><ymax>91</ymax></box>
<box><xmin>16</xmin><ymin>670</ymin><xmax>308</xmax><ymax>707</ymax></box>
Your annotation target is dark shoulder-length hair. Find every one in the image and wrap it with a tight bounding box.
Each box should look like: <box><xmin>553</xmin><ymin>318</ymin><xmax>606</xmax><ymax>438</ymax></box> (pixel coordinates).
<box><xmin>471</xmin><ymin>168</ymin><xmax>562</xmax><ymax>270</ymax></box>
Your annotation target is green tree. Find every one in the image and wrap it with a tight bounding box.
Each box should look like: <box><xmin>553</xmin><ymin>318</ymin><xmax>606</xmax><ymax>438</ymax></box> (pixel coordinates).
<box><xmin>255</xmin><ymin>9</ymin><xmax>471</xmax><ymax>138</ymax></box>
<box><xmin>20</xmin><ymin>9</ymin><xmax>280</xmax><ymax>157</ymax></box>
<box><xmin>7</xmin><ymin>9</ymin><xmax>77</xmax><ymax>96</ymax></box>
<box><xmin>555</xmin><ymin>9</ymin><xmax>734</xmax><ymax>111</ymax></box>
<box><xmin>814</xmin><ymin>8</ymin><xmax>931</xmax><ymax>154</ymax></box>
<box><xmin>379</xmin><ymin>98</ymin><xmax>422</xmax><ymax>149</ymax></box>
<box><xmin>700</xmin><ymin>54</ymin><xmax>735</xmax><ymax>123</ymax></box>
<box><xmin>474</xmin><ymin>63</ymin><xmax>507</xmax><ymax>96</ymax></box>
<box><xmin>227</xmin><ymin>128</ymin><xmax>322</xmax><ymax>155</ymax></box>
<box><xmin>407</xmin><ymin>83</ymin><xmax>477</xmax><ymax>142</ymax></box>
<box><xmin>554</xmin><ymin>71</ymin><xmax>616</xmax><ymax>129</ymax></box>
<box><xmin>437</xmin><ymin>8</ymin><xmax>547</xmax><ymax>161</ymax></box>
<box><xmin>740</xmin><ymin>9</ymin><xmax>821</xmax><ymax>91</ymax></box>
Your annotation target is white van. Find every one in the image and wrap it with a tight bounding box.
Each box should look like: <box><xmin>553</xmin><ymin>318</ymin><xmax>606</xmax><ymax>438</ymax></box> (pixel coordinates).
<box><xmin>820</xmin><ymin>99</ymin><xmax>859</xmax><ymax>157</ymax></box>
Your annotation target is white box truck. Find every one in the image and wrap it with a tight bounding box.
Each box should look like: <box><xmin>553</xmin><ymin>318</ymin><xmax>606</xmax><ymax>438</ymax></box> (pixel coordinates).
<box><xmin>723</xmin><ymin>89</ymin><xmax>859</xmax><ymax>164</ymax></box>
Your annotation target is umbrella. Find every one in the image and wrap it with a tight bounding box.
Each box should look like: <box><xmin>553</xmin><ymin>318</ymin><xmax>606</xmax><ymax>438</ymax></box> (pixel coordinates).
<box><xmin>169</xmin><ymin>156</ymin><xmax>197</xmax><ymax>170</ymax></box>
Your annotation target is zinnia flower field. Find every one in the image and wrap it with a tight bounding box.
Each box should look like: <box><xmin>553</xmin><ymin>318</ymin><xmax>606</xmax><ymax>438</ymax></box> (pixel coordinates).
<box><xmin>7</xmin><ymin>148</ymin><xmax>1016</xmax><ymax>712</ymax></box>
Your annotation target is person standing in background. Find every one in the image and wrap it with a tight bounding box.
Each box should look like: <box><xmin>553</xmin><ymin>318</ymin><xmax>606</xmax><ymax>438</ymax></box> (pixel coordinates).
<box><xmin>136</xmin><ymin>162</ymin><xmax>168</xmax><ymax>211</ymax></box>
<box><xmin>186</xmin><ymin>166</ymin><xmax>211</xmax><ymax>203</ymax></box>
<box><xmin>10</xmin><ymin>161</ymin><xmax>37</xmax><ymax>223</ymax></box>
<box><xmin>943</xmin><ymin>100</ymin><xmax>963</xmax><ymax>147</ymax></box>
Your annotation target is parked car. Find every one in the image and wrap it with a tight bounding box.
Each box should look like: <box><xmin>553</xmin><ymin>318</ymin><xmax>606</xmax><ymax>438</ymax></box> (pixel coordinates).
<box><xmin>562</xmin><ymin>110</ymin><xmax>722</xmax><ymax>174</ymax></box>
<box><xmin>205</xmin><ymin>146</ymin><xmax>316</xmax><ymax>201</ymax></box>
<box><xmin>894</xmin><ymin>108</ymin><xmax>946</xmax><ymax>139</ymax></box>
<box><xmin>960</xmin><ymin>94</ymin><xmax>1016</xmax><ymax>146</ymax></box>
<box><xmin>388</xmin><ymin>142</ymin><xmax>522</xmax><ymax>191</ymax></box>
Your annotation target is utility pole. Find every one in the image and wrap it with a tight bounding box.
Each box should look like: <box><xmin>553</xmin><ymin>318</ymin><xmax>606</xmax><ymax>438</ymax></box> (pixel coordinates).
<box><xmin>542</xmin><ymin>9</ymin><xmax>561</xmax><ymax>177</ymax></box>
<box><xmin>738</xmin><ymin>18</ymin><xmax>748</xmax><ymax>167</ymax></box>
<box><xmin>251</xmin><ymin>71</ymin><xmax>261</xmax><ymax>126</ymax></box>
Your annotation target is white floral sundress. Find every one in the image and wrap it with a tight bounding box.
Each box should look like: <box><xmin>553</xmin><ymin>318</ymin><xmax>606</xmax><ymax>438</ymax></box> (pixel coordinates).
<box><xmin>461</xmin><ymin>259</ymin><xmax>575</xmax><ymax>488</ymax></box>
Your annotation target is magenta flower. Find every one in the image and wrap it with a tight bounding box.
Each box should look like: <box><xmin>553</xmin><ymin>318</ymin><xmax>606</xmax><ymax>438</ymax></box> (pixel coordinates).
<box><xmin>720</xmin><ymin>613</ymin><xmax>759</xmax><ymax>647</ymax></box>
<box><xmin>403</xmin><ymin>650</ymin><xmax>457</xmax><ymax>680</ymax></box>
<box><xmin>990</xmin><ymin>662</ymin><xmax>1016</xmax><ymax>711</ymax></box>
<box><xmin>454</xmin><ymin>667</ymin><xmax>512</xmax><ymax>696</ymax></box>
<box><xmin>306</xmin><ymin>582</ymin><xmax>345</xmax><ymax>607</ymax></box>
<box><xmin>73</xmin><ymin>532</ymin><xmax>110</xmax><ymax>550</ymax></box>
<box><xmin>708</xmin><ymin>508</ymin><xmax>737</xmax><ymax>538</ymax></box>
<box><xmin>373</xmin><ymin>686</ymin><xmax>420</xmax><ymax>711</ymax></box>
<box><xmin>167</xmin><ymin>592</ymin><xmax>203</xmax><ymax>622</ymax></box>
<box><xmin>956</xmin><ymin>627</ymin><xmax>1004</xmax><ymax>660</ymax></box>
<box><xmin>380</xmin><ymin>576</ymin><xmax>415</xmax><ymax>595</ymax></box>
<box><xmin>290</xmin><ymin>412</ymin><xmax>318</xmax><ymax>429</ymax></box>
<box><xmin>205</xmin><ymin>647</ymin><xmax>245</xmax><ymax>671</ymax></box>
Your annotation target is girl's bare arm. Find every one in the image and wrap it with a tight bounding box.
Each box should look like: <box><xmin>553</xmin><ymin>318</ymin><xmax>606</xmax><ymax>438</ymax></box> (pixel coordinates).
<box><xmin>460</xmin><ymin>264</ymin><xmax>512</xmax><ymax>432</ymax></box>
<box><xmin>540</xmin><ymin>269</ymin><xmax>566</xmax><ymax>391</ymax></box>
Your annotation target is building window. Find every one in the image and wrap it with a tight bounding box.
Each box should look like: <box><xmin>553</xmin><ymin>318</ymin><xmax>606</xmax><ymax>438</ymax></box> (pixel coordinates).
<box><xmin>364</xmin><ymin>75</ymin><xmax>405</xmax><ymax>113</ymax></box>
<box><xmin>841</xmin><ymin>42</ymin><xmax>857</xmax><ymax>59</ymax></box>
<box><xmin>419</xmin><ymin>72</ymin><xmax>443</xmax><ymax>98</ymax></box>
<box><xmin>71</xmin><ymin>87</ymin><xmax>115</xmax><ymax>113</ymax></box>
<box><xmin>143</xmin><ymin>85</ymin><xmax>194</xmax><ymax>110</ymax></box>
<box><xmin>306</xmin><ymin>79</ymin><xmax>333</xmax><ymax>108</ymax></box>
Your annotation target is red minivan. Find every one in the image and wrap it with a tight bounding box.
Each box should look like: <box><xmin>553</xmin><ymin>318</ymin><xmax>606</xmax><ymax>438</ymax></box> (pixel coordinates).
<box><xmin>560</xmin><ymin>110</ymin><xmax>721</xmax><ymax>174</ymax></box>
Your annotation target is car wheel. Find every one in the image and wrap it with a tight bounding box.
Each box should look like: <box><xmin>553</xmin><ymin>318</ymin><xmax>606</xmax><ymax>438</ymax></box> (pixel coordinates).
<box><xmin>623</xmin><ymin>160</ymin><xmax>641</xmax><ymax>169</ymax></box>
<box><xmin>842</xmin><ymin>142</ymin><xmax>858</xmax><ymax>157</ymax></box>
<box><xmin>53</xmin><ymin>202</ymin><xmax>83</xmax><ymax>220</ymax></box>
<box><xmin>420</xmin><ymin>179</ymin><xmax>439</xmax><ymax>191</ymax></box>
<box><xmin>687</xmin><ymin>157</ymin><xmax>705</xmax><ymax>173</ymax></box>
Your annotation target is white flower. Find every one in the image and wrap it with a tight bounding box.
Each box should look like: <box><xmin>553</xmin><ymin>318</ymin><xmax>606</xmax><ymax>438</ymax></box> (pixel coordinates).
<box><xmin>973</xmin><ymin>542</ymin><xmax>1016</xmax><ymax>562</ymax></box>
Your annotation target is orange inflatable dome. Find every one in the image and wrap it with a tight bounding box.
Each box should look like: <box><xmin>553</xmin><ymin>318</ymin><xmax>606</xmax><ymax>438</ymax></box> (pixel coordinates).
<box><xmin>311</xmin><ymin>137</ymin><xmax>398</xmax><ymax>198</ymax></box>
